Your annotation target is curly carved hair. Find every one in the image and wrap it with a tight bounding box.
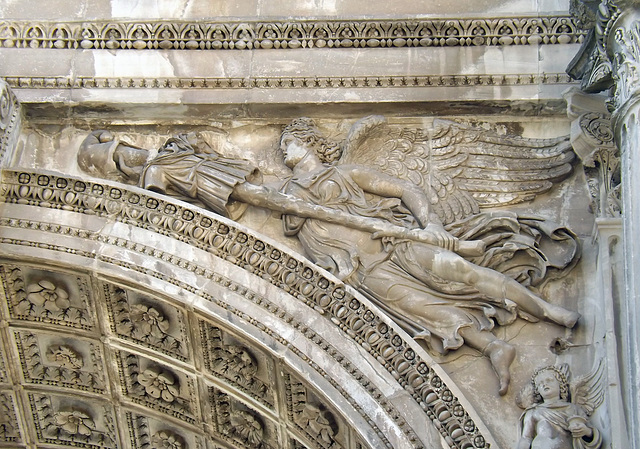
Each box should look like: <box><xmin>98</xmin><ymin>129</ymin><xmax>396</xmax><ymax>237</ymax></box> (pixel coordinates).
<box><xmin>280</xmin><ymin>118</ymin><xmax>342</xmax><ymax>164</ymax></box>
<box><xmin>532</xmin><ymin>365</ymin><xmax>570</xmax><ymax>403</ymax></box>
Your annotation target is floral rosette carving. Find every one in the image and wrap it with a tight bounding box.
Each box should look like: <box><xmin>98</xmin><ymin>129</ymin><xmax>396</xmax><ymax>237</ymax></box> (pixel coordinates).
<box><xmin>110</xmin><ymin>288</ymin><xmax>185</xmax><ymax>359</ymax></box>
<box><xmin>130</xmin><ymin>303</ymin><xmax>172</xmax><ymax>339</ymax></box>
<box><xmin>26</xmin><ymin>280</ymin><xmax>70</xmax><ymax>312</ymax></box>
<box><xmin>54</xmin><ymin>409</ymin><xmax>96</xmax><ymax>437</ymax></box>
<box><xmin>229</xmin><ymin>410</ymin><xmax>264</xmax><ymax>447</ymax></box>
<box><xmin>151</xmin><ymin>430</ymin><xmax>186</xmax><ymax>449</ymax></box>
<box><xmin>46</xmin><ymin>344</ymin><xmax>83</xmax><ymax>369</ymax></box>
<box><xmin>4</xmin><ymin>267</ymin><xmax>93</xmax><ymax>329</ymax></box>
<box><xmin>137</xmin><ymin>367</ymin><xmax>180</xmax><ymax>403</ymax></box>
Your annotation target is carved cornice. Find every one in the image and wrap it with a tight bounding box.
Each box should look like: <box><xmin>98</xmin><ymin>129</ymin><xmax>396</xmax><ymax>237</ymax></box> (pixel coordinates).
<box><xmin>2</xmin><ymin>73</ymin><xmax>575</xmax><ymax>91</ymax></box>
<box><xmin>0</xmin><ymin>169</ymin><xmax>494</xmax><ymax>449</ymax></box>
<box><xmin>0</xmin><ymin>17</ymin><xmax>585</xmax><ymax>51</ymax></box>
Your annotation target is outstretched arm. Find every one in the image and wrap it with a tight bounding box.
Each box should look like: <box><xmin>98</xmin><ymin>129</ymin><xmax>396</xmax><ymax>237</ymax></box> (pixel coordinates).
<box><xmin>231</xmin><ymin>181</ymin><xmax>483</xmax><ymax>256</ymax></box>
<box><xmin>346</xmin><ymin>165</ymin><xmax>432</xmax><ymax>225</ymax></box>
<box><xmin>346</xmin><ymin>165</ymin><xmax>457</xmax><ymax>250</ymax></box>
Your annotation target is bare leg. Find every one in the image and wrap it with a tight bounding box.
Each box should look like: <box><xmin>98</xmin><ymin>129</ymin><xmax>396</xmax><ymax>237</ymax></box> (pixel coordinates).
<box><xmin>406</xmin><ymin>244</ymin><xmax>580</xmax><ymax>328</ymax></box>
<box><xmin>459</xmin><ymin>328</ymin><xmax>515</xmax><ymax>395</ymax></box>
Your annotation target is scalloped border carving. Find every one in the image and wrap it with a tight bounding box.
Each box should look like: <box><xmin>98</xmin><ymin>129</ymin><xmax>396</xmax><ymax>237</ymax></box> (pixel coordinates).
<box><xmin>0</xmin><ymin>17</ymin><xmax>584</xmax><ymax>51</ymax></box>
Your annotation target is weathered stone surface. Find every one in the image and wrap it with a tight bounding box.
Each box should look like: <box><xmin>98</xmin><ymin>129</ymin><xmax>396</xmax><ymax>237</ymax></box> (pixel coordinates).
<box><xmin>0</xmin><ymin>0</ymin><xmax>635</xmax><ymax>448</ymax></box>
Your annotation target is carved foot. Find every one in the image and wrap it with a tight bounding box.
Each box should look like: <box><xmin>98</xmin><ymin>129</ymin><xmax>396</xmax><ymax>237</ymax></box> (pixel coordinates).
<box><xmin>485</xmin><ymin>340</ymin><xmax>515</xmax><ymax>396</ymax></box>
<box><xmin>546</xmin><ymin>304</ymin><xmax>581</xmax><ymax>328</ymax></box>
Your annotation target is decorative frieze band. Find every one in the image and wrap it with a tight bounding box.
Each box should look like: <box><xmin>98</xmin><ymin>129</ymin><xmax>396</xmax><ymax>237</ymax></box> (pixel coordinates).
<box><xmin>2</xmin><ymin>73</ymin><xmax>574</xmax><ymax>90</ymax></box>
<box><xmin>0</xmin><ymin>16</ymin><xmax>584</xmax><ymax>51</ymax></box>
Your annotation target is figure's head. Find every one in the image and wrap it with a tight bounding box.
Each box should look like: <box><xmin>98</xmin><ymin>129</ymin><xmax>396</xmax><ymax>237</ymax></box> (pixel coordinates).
<box><xmin>161</xmin><ymin>133</ymin><xmax>196</xmax><ymax>154</ymax></box>
<box><xmin>280</xmin><ymin>118</ymin><xmax>342</xmax><ymax>167</ymax></box>
<box><xmin>532</xmin><ymin>366</ymin><xmax>569</xmax><ymax>402</ymax></box>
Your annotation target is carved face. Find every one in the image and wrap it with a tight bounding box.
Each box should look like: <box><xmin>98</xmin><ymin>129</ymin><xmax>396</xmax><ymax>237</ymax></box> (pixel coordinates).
<box><xmin>534</xmin><ymin>370</ymin><xmax>561</xmax><ymax>401</ymax></box>
<box><xmin>281</xmin><ymin>136</ymin><xmax>310</xmax><ymax>168</ymax></box>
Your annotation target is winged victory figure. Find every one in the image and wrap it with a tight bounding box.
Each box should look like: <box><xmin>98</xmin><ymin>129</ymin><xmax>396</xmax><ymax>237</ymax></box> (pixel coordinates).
<box><xmin>276</xmin><ymin>116</ymin><xmax>581</xmax><ymax>395</ymax></box>
<box><xmin>78</xmin><ymin>116</ymin><xmax>582</xmax><ymax>395</ymax></box>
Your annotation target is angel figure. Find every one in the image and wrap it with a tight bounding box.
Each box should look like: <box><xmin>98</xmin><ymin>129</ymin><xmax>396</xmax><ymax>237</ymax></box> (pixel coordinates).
<box><xmin>516</xmin><ymin>363</ymin><xmax>604</xmax><ymax>449</ymax></box>
<box><xmin>78</xmin><ymin>118</ymin><xmax>581</xmax><ymax>395</ymax></box>
<box><xmin>277</xmin><ymin>117</ymin><xmax>581</xmax><ymax>395</ymax></box>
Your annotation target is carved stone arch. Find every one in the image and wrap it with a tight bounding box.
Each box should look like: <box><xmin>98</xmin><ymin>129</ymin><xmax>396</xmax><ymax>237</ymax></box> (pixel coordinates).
<box><xmin>0</xmin><ymin>169</ymin><xmax>498</xmax><ymax>449</ymax></box>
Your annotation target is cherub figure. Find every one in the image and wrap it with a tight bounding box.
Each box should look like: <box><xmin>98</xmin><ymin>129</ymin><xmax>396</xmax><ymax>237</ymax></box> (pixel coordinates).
<box><xmin>517</xmin><ymin>363</ymin><xmax>604</xmax><ymax>449</ymax></box>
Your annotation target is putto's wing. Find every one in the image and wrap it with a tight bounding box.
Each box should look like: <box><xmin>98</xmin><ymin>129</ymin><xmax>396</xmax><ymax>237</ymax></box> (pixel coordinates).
<box><xmin>431</xmin><ymin>120</ymin><xmax>575</xmax><ymax>209</ymax></box>
<box><xmin>515</xmin><ymin>381</ymin><xmax>536</xmax><ymax>410</ymax></box>
<box><xmin>340</xmin><ymin>116</ymin><xmax>480</xmax><ymax>225</ymax></box>
<box><xmin>571</xmin><ymin>359</ymin><xmax>606</xmax><ymax>416</ymax></box>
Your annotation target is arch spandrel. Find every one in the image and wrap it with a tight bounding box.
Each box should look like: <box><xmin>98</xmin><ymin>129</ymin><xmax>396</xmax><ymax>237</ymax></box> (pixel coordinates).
<box><xmin>0</xmin><ymin>169</ymin><xmax>500</xmax><ymax>449</ymax></box>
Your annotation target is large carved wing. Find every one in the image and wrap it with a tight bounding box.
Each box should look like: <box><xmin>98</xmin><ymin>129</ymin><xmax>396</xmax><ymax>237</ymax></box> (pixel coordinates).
<box><xmin>340</xmin><ymin>117</ymin><xmax>575</xmax><ymax>225</ymax></box>
<box><xmin>571</xmin><ymin>359</ymin><xmax>606</xmax><ymax>416</ymax></box>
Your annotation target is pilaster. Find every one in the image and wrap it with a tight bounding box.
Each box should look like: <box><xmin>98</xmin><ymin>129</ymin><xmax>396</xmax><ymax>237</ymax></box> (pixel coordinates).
<box><xmin>570</xmin><ymin>1</ymin><xmax>640</xmax><ymax>445</ymax></box>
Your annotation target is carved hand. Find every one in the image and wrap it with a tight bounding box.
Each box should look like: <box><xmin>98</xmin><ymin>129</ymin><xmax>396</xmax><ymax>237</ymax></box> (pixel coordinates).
<box><xmin>423</xmin><ymin>223</ymin><xmax>457</xmax><ymax>251</ymax></box>
<box><xmin>568</xmin><ymin>421</ymin><xmax>593</xmax><ymax>439</ymax></box>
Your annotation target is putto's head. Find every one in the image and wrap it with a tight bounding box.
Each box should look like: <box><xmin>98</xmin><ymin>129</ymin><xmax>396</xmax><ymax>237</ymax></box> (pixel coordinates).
<box><xmin>280</xmin><ymin>118</ymin><xmax>342</xmax><ymax>165</ymax></box>
<box><xmin>532</xmin><ymin>366</ymin><xmax>569</xmax><ymax>402</ymax></box>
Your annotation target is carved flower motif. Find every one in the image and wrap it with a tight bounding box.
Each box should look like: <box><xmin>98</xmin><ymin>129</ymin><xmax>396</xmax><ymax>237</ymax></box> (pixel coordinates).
<box><xmin>130</xmin><ymin>304</ymin><xmax>169</xmax><ymax>338</ymax></box>
<box><xmin>46</xmin><ymin>344</ymin><xmax>83</xmax><ymax>369</ymax></box>
<box><xmin>137</xmin><ymin>367</ymin><xmax>179</xmax><ymax>402</ymax></box>
<box><xmin>229</xmin><ymin>410</ymin><xmax>263</xmax><ymax>446</ymax></box>
<box><xmin>151</xmin><ymin>430</ymin><xmax>185</xmax><ymax>449</ymax></box>
<box><xmin>54</xmin><ymin>410</ymin><xmax>95</xmax><ymax>436</ymax></box>
<box><xmin>26</xmin><ymin>280</ymin><xmax>70</xmax><ymax>311</ymax></box>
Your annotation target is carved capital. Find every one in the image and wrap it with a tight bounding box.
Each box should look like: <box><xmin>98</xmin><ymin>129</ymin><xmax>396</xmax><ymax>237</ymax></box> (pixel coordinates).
<box><xmin>609</xmin><ymin>15</ymin><xmax>640</xmax><ymax>112</ymax></box>
<box><xmin>566</xmin><ymin>90</ymin><xmax>622</xmax><ymax>217</ymax></box>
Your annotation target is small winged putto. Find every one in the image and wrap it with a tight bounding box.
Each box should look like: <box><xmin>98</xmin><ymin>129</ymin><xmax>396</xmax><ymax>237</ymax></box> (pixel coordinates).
<box><xmin>516</xmin><ymin>362</ymin><xmax>604</xmax><ymax>449</ymax></box>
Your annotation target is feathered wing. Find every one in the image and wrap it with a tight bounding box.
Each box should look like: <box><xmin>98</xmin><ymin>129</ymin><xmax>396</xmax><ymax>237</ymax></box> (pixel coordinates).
<box><xmin>571</xmin><ymin>359</ymin><xmax>606</xmax><ymax>416</ymax></box>
<box><xmin>431</xmin><ymin>120</ymin><xmax>575</xmax><ymax>209</ymax></box>
<box><xmin>340</xmin><ymin>117</ymin><xmax>575</xmax><ymax>225</ymax></box>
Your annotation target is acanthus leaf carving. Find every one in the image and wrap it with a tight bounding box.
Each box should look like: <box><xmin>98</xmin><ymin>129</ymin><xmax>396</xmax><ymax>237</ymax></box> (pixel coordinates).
<box><xmin>611</xmin><ymin>20</ymin><xmax>640</xmax><ymax>110</ymax></box>
<box><xmin>570</xmin><ymin>110</ymin><xmax>621</xmax><ymax>217</ymax></box>
<box><xmin>0</xmin><ymin>392</ymin><xmax>21</xmax><ymax>443</ymax></box>
<box><xmin>107</xmin><ymin>286</ymin><xmax>187</xmax><ymax>361</ymax></box>
<box><xmin>30</xmin><ymin>394</ymin><xmax>116</xmax><ymax>448</ymax></box>
<box><xmin>201</xmin><ymin>323</ymin><xmax>273</xmax><ymax>408</ymax></box>
<box><xmin>14</xmin><ymin>331</ymin><xmax>106</xmax><ymax>392</ymax></box>
<box><xmin>46</xmin><ymin>344</ymin><xmax>84</xmax><ymax>370</ymax></box>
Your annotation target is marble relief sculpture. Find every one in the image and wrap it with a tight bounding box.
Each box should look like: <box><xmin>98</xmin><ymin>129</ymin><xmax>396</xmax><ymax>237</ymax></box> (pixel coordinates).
<box><xmin>516</xmin><ymin>363</ymin><xmax>604</xmax><ymax>449</ymax></box>
<box><xmin>78</xmin><ymin>116</ymin><xmax>581</xmax><ymax>395</ymax></box>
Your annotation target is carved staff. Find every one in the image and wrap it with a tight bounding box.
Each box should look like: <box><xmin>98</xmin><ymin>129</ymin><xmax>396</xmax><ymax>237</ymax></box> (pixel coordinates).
<box><xmin>233</xmin><ymin>183</ymin><xmax>486</xmax><ymax>257</ymax></box>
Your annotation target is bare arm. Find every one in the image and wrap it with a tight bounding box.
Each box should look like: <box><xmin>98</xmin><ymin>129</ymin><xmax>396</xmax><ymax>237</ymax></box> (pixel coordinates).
<box><xmin>346</xmin><ymin>165</ymin><xmax>457</xmax><ymax>250</ymax></box>
<box><xmin>231</xmin><ymin>181</ymin><xmax>483</xmax><ymax>256</ymax></box>
<box><xmin>346</xmin><ymin>165</ymin><xmax>433</xmax><ymax>226</ymax></box>
<box><xmin>517</xmin><ymin>412</ymin><xmax>536</xmax><ymax>449</ymax></box>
